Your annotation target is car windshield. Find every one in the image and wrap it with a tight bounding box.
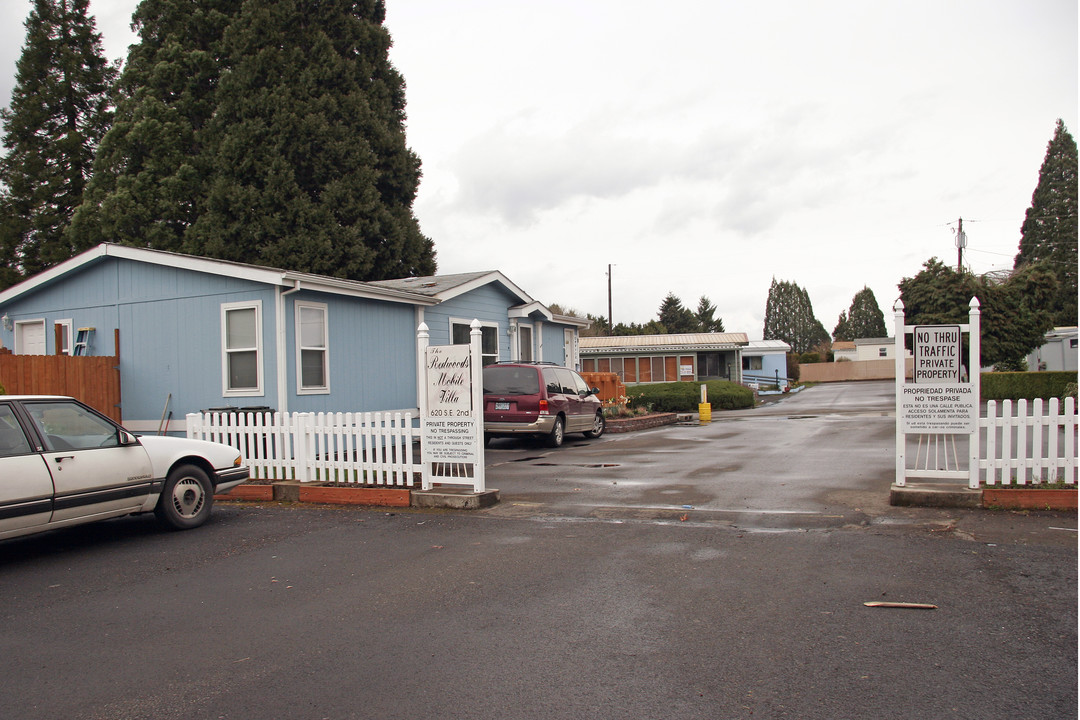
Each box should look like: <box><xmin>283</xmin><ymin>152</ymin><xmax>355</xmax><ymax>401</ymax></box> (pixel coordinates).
<box><xmin>483</xmin><ymin>366</ymin><xmax>540</xmax><ymax>395</ymax></box>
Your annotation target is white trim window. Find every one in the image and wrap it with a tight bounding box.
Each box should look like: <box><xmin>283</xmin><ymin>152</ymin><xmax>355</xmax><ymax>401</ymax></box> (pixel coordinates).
<box><xmin>295</xmin><ymin>301</ymin><xmax>329</xmax><ymax>394</ymax></box>
<box><xmin>451</xmin><ymin>319</ymin><xmax>499</xmax><ymax>365</ymax></box>
<box><xmin>221</xmin><ymin>301</ymin><xmax>263</xmax><ymax>396</ymax></box>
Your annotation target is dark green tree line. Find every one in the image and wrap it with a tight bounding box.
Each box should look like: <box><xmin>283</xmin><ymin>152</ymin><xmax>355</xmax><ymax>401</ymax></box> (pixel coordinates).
<box><xmin>898</xmin><ymin>258</ymin><xmax>1057</xmax><ymax>369</ymax></box>
<box><xmin>0</xmin><ymin>0</ymin><xmax>117</xmax><ymax>289</ymax></box>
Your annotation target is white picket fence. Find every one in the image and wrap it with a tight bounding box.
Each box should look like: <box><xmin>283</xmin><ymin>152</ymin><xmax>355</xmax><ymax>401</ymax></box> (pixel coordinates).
<box><xmin>186</xmin><ymin>411</ymin><xmax>419</xmax><ymax>486</ymax></box>
<box><xmin>979</xmin><ymin>398</ymin><xmax>1077</xmax><ymax>485</ymax></box>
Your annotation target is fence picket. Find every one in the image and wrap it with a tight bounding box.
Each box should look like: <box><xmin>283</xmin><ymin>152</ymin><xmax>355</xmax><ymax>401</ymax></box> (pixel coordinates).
<box><xmin>977</xmin><ymin>397</ymin><xmax>1077</xmax><ymax>486</ymax></box>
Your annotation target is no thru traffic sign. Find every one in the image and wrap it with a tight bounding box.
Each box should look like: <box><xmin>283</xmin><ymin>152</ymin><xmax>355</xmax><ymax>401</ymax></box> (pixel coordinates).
<box><xmin>913</xmin><ymin>325</ymin><xmax>962</xmax><ymax>384</ymax></box>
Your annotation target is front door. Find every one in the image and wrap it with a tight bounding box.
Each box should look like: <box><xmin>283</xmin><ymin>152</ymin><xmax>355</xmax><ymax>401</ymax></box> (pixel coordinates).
<box><xmin>0</xmin><ymin>403</ymin><xmax>54</xmax><ymax>537</ymax></box>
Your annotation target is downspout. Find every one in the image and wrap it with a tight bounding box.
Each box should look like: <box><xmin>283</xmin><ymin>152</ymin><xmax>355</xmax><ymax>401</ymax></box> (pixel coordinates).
<box><xmin>276</xmin><ymin>280</ymin><xmax>302</xmax><ymax>414</ymax></box>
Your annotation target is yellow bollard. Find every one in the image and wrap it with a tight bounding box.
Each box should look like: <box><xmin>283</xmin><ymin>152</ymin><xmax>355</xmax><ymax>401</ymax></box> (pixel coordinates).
<box><xmin>698</xmin><ymin>402</ymin><xmax>712</xmax><ymax>424</ymax></box>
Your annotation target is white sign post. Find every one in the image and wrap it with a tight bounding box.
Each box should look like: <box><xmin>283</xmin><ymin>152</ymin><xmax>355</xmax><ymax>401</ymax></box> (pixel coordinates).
<box><xmin>894</xmin><ymin>299</ymin><xmax>981</xmax><ymax>488</ymax></box>
<box><xmin>417</xmin><ymin>320</ymin><xmax>485</xmax><ymax>492</ymax></box>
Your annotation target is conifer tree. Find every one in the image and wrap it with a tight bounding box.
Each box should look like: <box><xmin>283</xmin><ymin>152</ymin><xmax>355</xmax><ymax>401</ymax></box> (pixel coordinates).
<box><xmin>762</xmin><ymin>278</ymin><xmax>829</xmax><ymax>354</ymax></box>
<box><xmin>0</xmin><ymin>0</ymin><xmax>117</xmax><ymax>288</ymax></box>
<box><xmin>832</xmin><ymin>286</ymin><xmax>886</xmax><ymax>340</ymax></box>
<box><xmin>68</xmin><ymin>0</ymin><xmax>239</xmax><ymax>253</ymax></box>
<box><xmin>695</xmin><ymin>296</ymin><xmax>725</xmax><ymax>333</ymax></box>
<box><xmin>1014</xmin><ymin>119</ymin><xmax>1078</xmax><ymax>325</ymax></box>
<box><xmin>70</xmin><ymin>0</ymin><xmax>435</xmax><ymax>280</ymax></box>
<box><xmin>657</xmin><ymin>292</ymin><xmax>696</xmax><ymax>333</ymax></box>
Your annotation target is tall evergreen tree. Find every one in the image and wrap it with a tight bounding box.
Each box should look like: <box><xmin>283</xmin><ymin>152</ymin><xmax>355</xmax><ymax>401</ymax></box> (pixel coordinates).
<box><xmin>70</xmin><ymin>0</ymin><xmax>435</xmax><ymax>280</ymax></box>
<box><xmin>762</xmin><ymin>278</ymin><xmax>829</xmax><ymax>354</ymax></box>
<box><xmin>68</xmin><ymin>0</ymin><xmax>239</xmax><ymax>253</ymax></box>
<box><xmin>0</xmin><ymin>0</ymin><xmax>117</xmax><ymax>288</ymax></box>
<box><xmin>832</xmin><ymin>286</ymin><xmax>886</xmax><ymax>340</ymax></box>
<box><xmin>1013</xmin><ymin>119</ymin><xmax>1078</xmax><ymax>325</ymax></box>
<box><xmin>832</xmin><ymin>311</ymin><xmax>851</xmax><ymax>342</ymax></box>
<box><xmin>657</xmin><ymin>292</ymin><xmax>696</xmax><ymax>333</ymax></box>
<box><xmin>695</xmin><ymin>296</ymin><xmax>725</xmax><ymax>333</ymax></box>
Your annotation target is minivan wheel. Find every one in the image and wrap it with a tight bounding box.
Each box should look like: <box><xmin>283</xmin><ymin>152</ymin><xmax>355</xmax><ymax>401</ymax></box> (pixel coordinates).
<box><xmin>545</xmin><ymin>417</ymin><xmax>565</xmax><ymax>448</ymax></box>
<box><xmin>584</xmin><ymin>411</ymin><xmax>605</xmax><ymax>439</ymax></box>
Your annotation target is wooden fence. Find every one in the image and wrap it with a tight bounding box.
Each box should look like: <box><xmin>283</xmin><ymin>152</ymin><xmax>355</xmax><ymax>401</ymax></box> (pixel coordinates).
<box><xmin>0</xmin><ymin>345</ymin><xmax>121</xmax><ymax>422</ymax></box>
<box><xmin>799</xmin><ymin>358</ymin><xmax>914</xmax><ymax>383</ymax></box>
<box><xmin>187</xmin><ymin>410</ymin><xmax>419</xmax><ymax>485</ymax></box>
<box><xmin>581</xmin><ymin>371</ymin><xmax>626</xmax><ymax>405</ymax></box>
<box><xmin>980</xmin><ymin>398</ymin><xmax>1077</xmax><ymax>485</ymax></box>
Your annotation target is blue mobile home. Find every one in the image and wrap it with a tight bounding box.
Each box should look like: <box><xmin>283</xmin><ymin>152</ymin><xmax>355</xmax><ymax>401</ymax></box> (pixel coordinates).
<box><xmin>0</xmin><ymin>244</ymin><xmax>588</xmax><ymax>432</ymax></box>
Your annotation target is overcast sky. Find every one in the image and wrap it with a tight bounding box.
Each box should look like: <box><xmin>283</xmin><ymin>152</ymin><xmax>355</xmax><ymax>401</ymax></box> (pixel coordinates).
<box><xmin>2</xmin><ymin>0</ymin><xmax>1076</xmax><ymax>339</ymax></box>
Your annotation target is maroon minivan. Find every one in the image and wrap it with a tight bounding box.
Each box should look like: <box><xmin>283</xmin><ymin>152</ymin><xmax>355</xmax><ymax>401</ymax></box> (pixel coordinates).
<box><xmin>482</xmin><ymin>363</ymin><xmax>605</xmax><ymax>447</ymax></box>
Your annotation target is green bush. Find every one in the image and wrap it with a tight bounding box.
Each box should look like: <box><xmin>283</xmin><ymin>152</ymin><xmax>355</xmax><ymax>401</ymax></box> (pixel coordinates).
<box><xmin>629</xmin><ymin>381</ymin><xmax>754</xmax><ymax>412</ymax></box>
<box><xmin>980</xmin><ymin>371</ymin><xmax>1078</xmax><ymax>401</ymax></box>
<box><xmin>799</xmin><ymin>352</ymin><xmax>821</xmax><ymax>364</ymax></box>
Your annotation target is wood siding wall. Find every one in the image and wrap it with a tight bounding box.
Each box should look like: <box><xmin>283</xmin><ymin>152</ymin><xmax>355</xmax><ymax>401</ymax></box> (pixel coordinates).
<box><xmin>0</xmin><ymin>349</ymin><xmax>121</xmax><ymax>422</ymax></box>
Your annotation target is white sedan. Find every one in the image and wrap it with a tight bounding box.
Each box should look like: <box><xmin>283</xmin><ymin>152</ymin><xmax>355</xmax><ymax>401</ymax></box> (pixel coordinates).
<box><xmin>0</xmin><ymin>395</ymin><xmax>248</xmax><ymax>541</ymax></box>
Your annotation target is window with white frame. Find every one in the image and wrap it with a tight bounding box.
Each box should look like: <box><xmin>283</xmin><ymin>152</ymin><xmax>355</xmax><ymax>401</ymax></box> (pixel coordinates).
<box><xmin>451</xmin><ymin>320</ymin><xmax>499</xmax><ymax>365</ymax></box>
<box><xmin>296</xmin><ymin>301</ymin><xmax>329</xmax><ymax>393</ymax></box>
<box><xmin>221</xmin><ymin>301</ymin><xmax>263</xmax><ymax>395</ymax></box>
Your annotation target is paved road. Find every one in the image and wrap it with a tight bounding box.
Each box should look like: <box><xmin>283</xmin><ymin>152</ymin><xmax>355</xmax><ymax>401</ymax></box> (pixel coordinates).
<box><xmin>482</xmin><ymin>381</ymin><xmax>1077</xmax><ymax>546</ymax></box>
<box><xmin>0</xmin><ymin>381</ymin><xmax>1075</xmax><ymax>719</ymax></box>
<box><xmin>0</xmin><ymin>502</ymin><xmax>1075</xmax><ymax>720</ymax></box>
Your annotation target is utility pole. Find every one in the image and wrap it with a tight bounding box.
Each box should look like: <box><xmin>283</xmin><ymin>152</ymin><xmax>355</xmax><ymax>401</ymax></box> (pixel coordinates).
<box><xmin>955</xmin><ymin>217</ymin><xmax>967</xmax><ymax>272</ymax></box>
<box><xmin>607</xmin><ymin>264</ymin><xmax>613</xmax><ymax>333</ymax></box>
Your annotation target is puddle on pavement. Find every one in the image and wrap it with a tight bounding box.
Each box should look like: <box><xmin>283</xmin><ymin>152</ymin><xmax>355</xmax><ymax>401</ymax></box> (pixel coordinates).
<box><xmin>531</xmin><ymin>462</ymin><xmax>620</xmax><ymax>468</ymax></box>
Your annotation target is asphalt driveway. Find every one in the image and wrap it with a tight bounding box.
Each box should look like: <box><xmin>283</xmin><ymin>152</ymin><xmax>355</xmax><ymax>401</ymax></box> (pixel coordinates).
<box><xmin>481</xmin><ymin>381</ymin><xmax>1077</xmax><ymax>545</ymax></box>
<box><xmin>483</xmin><ymin>381</ymin><xmax>900</xmax><ymax>525</ymax></box>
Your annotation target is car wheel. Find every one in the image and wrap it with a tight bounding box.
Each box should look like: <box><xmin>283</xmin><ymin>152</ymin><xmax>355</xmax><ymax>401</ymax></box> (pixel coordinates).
<box><xmin>545</xmin><ymin>417</ymin><xmax>565</xmax><ymax>448</ymax></box>
<box><xmin>155</xmin><ymin>464</ymin><xmax>214</xmax><ymax>530</ymax></box>
<box><xmin>584</xmin><ymin>411</ymin><xmax>606</xmax><ymax>438</ymax></box>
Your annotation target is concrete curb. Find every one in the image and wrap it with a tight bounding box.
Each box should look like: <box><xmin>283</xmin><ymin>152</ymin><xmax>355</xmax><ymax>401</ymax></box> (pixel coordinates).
<box><xmin>411</xmin><ymin>488</ymin><xmax>500</xmax><ymax>510</ymax></box>
<box><xmin>889</xmin><ymin>483</ymin><xmax>983</xmax><ymax>508</ymax></box>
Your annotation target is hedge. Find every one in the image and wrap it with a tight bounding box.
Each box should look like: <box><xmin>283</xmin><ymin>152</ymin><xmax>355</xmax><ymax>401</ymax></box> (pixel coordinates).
<box><xmin>980</xmin><ymin>371</ymin><xmax>1078</xmax><ymax>401</ymax></box>
<box><xmin>627</xmin><ymin>380</ymin><xmax>754</xmax><ymax>412</ymax></box>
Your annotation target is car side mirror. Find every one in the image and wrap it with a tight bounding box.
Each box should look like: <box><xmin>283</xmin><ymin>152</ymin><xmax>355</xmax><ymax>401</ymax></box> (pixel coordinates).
<box><xmin>590</xmin><ymin>387</ymin><xmax>600</xmax><ymax>396</ymax></box>
<box><xmin>118</xmin><ymin>430</ymin><xmax>141</xmax><ymax>446</ymax></box>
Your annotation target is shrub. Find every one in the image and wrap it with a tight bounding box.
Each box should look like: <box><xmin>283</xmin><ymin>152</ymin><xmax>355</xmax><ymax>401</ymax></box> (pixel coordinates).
<box><xmin>629</xmin><ymin>381</ymin><xmax>754</xmax><ymax>412</ymax></box>
<box><xmin>799</xmin><ymin>352</ymin><xmax>821</xmax><ymax>364</ymax></box>
<box><xmin>980</xmin><ymin>371</ymin><xmax>1078</xmax><ymax>401</ymax></box>
<box><xmin>786</xmin><ymin>353</ymin><xmax>801</xmax><ymax>382</ymax></box>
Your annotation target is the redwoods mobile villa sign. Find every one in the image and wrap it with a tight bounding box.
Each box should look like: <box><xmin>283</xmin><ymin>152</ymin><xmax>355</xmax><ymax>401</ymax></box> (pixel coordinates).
<box><xmin>417</xmin><ymin>320</ymin><xmax>486</xmax><ymax>492</ymax></box>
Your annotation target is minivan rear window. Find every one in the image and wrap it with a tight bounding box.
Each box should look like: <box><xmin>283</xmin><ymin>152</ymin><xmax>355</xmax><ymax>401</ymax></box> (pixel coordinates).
<box><xmin>483</xmin><ymin>366</ymin><xmax>540</xmax><ymax>395</ymax></box>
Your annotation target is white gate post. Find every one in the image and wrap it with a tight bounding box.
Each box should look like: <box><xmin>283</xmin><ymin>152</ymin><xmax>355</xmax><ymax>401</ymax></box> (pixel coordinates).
<box><xmin>968</xmin><ymin>297</ymin><xmax>981</xmax><ymax>489</ymax></box>
<box><xmin>417</xmin><ymin>322</ymin><xmax>432</xmax><ymax>490</ymax></box>
<box><xmin>894</xmin><ymin>299</ymin><xmax>906</xmax><ymax>487</ymax></box>
<box><xmin>470</xmin><ymin>319</ymin><xmax>486</xmax><ymax>493</ymax></box>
